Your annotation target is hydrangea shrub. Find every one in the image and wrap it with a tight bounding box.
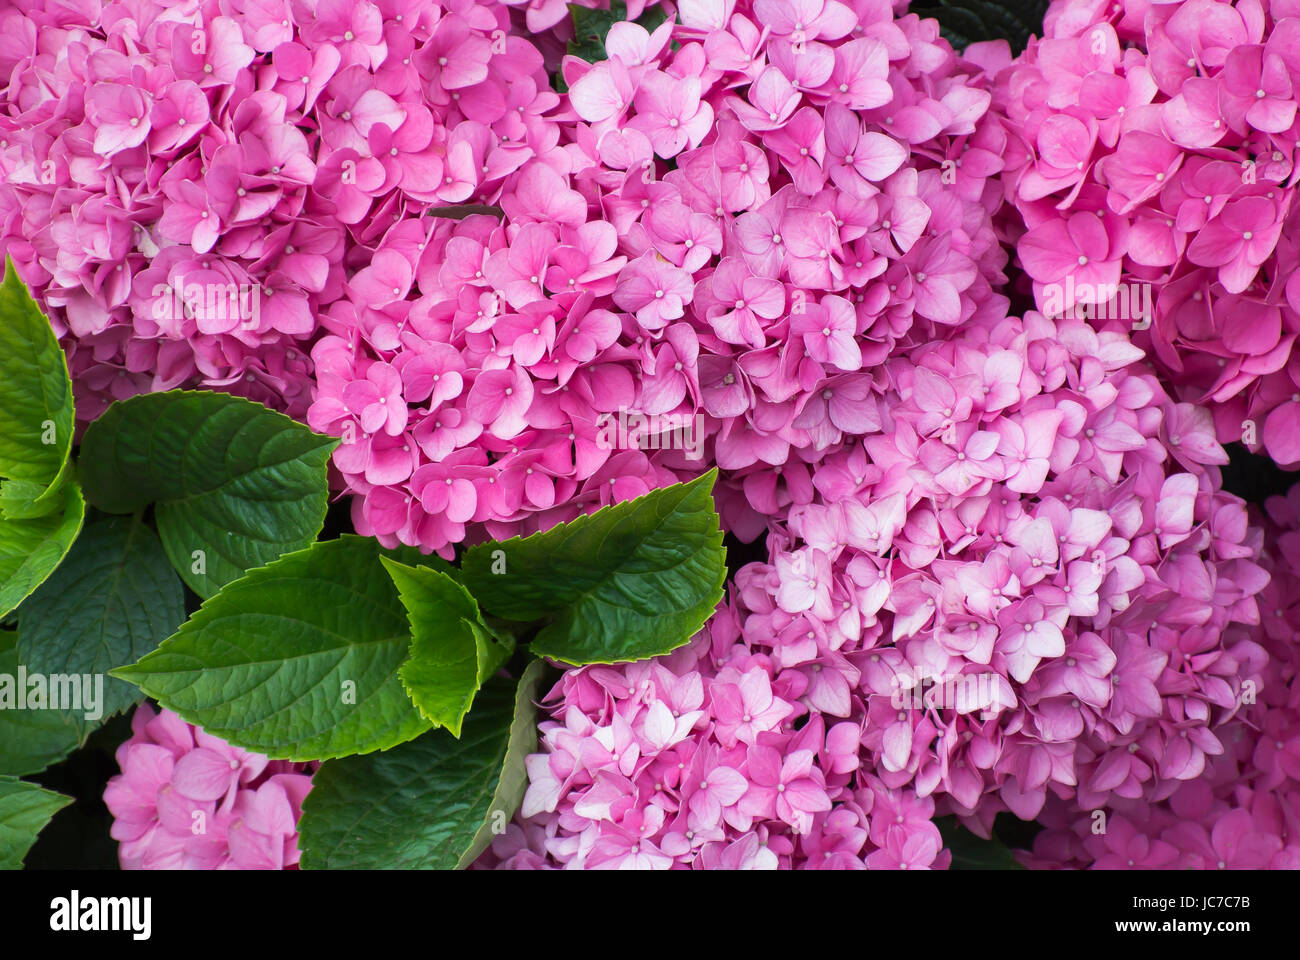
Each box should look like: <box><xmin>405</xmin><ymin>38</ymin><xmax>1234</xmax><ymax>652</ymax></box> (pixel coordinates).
<box><xmin>0</xmin><ymin>0</ymin><xmax>1298</xmax><ymax>873</ymax></box>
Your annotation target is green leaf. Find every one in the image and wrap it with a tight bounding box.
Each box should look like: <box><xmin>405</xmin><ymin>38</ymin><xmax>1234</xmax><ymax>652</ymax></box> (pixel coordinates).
<box><xmin>568</xmin><ymin>2</ymin><xmax>621</xmax><ymax>62</ymax></box>
<box><xmin>17</xmin><ymin>514</ymin><xmax>185</xmax><ymax>727</ymax></box>
<box><xmin>299</xmin><ymin>661</ymin><xmax>544</xmax><ymax>870</ymax></box>
<box><xmin>455</xmin><ymin>660</ymin><xmax>545</xmax><ymax>868</ymax></box>
<box><xmin>937</xmin><ymin>816</ymin><xmax>1026</xmax><ymax>869</ymax></box>
<box><xmin>0</xmin><ymin>776</ymin><xmax>71</xmax><ymax>869</ymax></box>
<box><xmin>0</xmin><ymin>480</ymin><xmax>85</xmax><ymax>620</ymax></box>
<box><xmin>78</xmin><ymin>390</ymin><xmax>338</xmax><ymax>598</ymax></box>
<box><xmin>0</xmin><ymin>257</ymin><xmax>75</xmax><ymax>505</ymax></box>
<box><xmin>910</xmin><ymin>0</ymin><xmax>1048</xmax><ymax>53</ymax></box>
<box><xmin>383</xmin><ymin>559</ymin><xmax>513</xmax><ymax>736</ymax></box>
<box><xmin>0</xmin><ymin>476</ymin><xmax>68</xmax><ymax>520</ymax></box>
<box><xmin>461</xmin><ymin>470</ymin><xmax>726</xmax><ymax>665</ymax></box>
<box><xmin>0</xmin><ymin>635</ymin><xmax>86</xmax><ymax>776</ymax></box>
<box><xmin>111</xmin><ymin>536</ymin><xmax>433</xmax><ymax>761</ymax></box>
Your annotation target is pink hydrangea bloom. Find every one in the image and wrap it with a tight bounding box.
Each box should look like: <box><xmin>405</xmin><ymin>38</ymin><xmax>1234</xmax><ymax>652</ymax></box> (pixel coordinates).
<box><xmin>0</xmin><ymin>0</ymin><xmax>559</xmax><ymax>422</ymax></box>
<box><xmin>26</xmin><ymin>0</ymin><xmax>1299</xmax><ymax>871</ymax></box>
<box><xmin>1022</xmin><ymin>479</ymin><xmax>1300</xmax><ymax>870</ymax></box>
<box><xmin>418</xmin><ymin>1</ymin><xmax>1283</xmax><ymax>871</ymax></box>
<box><xmin>305</xmin><ymin>0</ymin><xmax>1012</xmax><ymax>561</ymax></box>
<box><xmin>105</xmin><ymin>705</ymin><xmax>315</xmax><ymax>870</ymax></box>
<box><xmin>997</xmin><ymin>0</ymin><xmax>1300</xmax><ymax>468</ymax></box>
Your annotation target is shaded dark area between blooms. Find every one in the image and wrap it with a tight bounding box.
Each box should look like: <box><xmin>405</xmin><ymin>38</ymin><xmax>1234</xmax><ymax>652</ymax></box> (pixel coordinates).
<box><xmin>24</xmin><ymin>714</ymin><xmax>132</xmax><ymax>870</ymax></box>
<box><xmin>1220</xmin><ymin>444</ymin><xmax>1300</xmax><ymax>506</ymax></box>
<box><xmin>911</xmin><ymin>0</ymin><xmax>1050</xmax><ymax>53</ymax></box>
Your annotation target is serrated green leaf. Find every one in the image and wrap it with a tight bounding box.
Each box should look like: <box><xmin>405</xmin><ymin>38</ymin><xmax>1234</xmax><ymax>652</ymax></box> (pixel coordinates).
<box><xmin>0</xmin><ymin>635</ymin><xmax>86</xmax><ymax>776</ymax></box>
<box><xmin>0</xmin><ymin>776</ymin><xmax>71</xmax><ymax>869</ymax></box>
<box><xmin>0</xmin><ymin>480</ymin><xmax>85</xmax><ymax>620</ymax></box>
<box><xmin>78</xmin><ymin>390</ymin><xmax>337</xmax><ymax>598</ymax></box>
<box><xmin>456</xmin><ymin>659</ymin><xmax>545</xmax><ymax>868</ymax></box>
<box><xmin>384</xmin><ymin>558</ymin><xmax>513</xmax><ymax>736</ymax></box>
<box><xmin>461</xmin><ymin>471</ymin><xmax>726</xmax><ymax>665</ymax></box>
<box><xmin>299</xmin><ymin>662</ymin><xmax>543</xmax><ymax>870</ymax></box>
<box><xmin>111</xmin><ymin>536</ymin><xmax>432</xmax><ymax>761</ymax></box>
<box><xmin>17</xmin><ymin>514</ymin><xmax>185</xmax><ymax>727</ymax></box>
<box><xmin>0</xmin><ymin>258</ymin><xmax>74</xmax><ymax>505</ymax></box>
<box><xmin>937</xmin><ymin>815</ymin><xmax>1026</xmax><ymax>869</ymax></box>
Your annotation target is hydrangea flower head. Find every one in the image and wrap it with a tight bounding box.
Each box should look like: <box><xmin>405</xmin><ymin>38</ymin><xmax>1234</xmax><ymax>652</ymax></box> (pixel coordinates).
<box><xmin>105</xmin><ymin>705</ymin><xmax>315</xmax><ymax>870</ymax></box>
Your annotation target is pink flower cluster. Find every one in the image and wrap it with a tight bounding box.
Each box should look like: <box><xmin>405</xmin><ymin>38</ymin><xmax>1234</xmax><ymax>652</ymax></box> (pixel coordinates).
<box><xmin>0</xmin><ymin>0</ymin><xmax>555</xmax><ymax>421</ymax></box>
<box><xmin>485</xmin><ymin>300</ymin><xmax>1274</xmax><ymax>867</ymax></box>
<box><xmin>484</xmin><ymin>616</ymin><xmax>951</xmax><ymax>869</ymax></box>
<box><xmin>996</xmin><ymin>0</ymin><xmax>1300</xmax><ymax>467</ymax></box>
<box><xmin>104</xmin><ymin>704</ymin><xmax>315</xmax><ymax>870</ymax></box>
<box><xmin>307</xmin><ymin>0</ymin><xmax>1014</xmax><ymax>556</ymax></box>
<box><xmin>1022</xmin><ymin>481</ymin><xmax>1300</xmax><ymax>869</ymax></box>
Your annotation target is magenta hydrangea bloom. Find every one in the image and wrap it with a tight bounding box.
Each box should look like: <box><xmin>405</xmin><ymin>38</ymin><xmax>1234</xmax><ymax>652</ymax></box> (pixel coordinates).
<box><xmin>440</xmin><ymin>0</ymin><xmax>1267</xmax><ymax>869</ymax></box>
<box><xmin>104</xmin><ymin>705</ymin><xmax>315</xmax><ymax>870</ymax></box>
<box><xmin>0</xmin><ymin>0</ymin><xmax>559</xmax><ymax>422</ymax></box>
<box><xmin>307</xmin><ymin>0</ymin><xmax>1014</xmax><ymax>560</ymax></box>
<box><xmin>996</xmin><ymin>0</ymin><xmax>1300</xmax><ymax>468</ymax></box>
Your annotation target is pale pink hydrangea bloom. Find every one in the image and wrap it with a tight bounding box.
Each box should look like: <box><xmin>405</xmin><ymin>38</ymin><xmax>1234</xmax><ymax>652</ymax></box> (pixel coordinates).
<box><xmin>1021</xmin><ymin>480</ymin><xmax>1300</xmax><ymax>870</ymax></box>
